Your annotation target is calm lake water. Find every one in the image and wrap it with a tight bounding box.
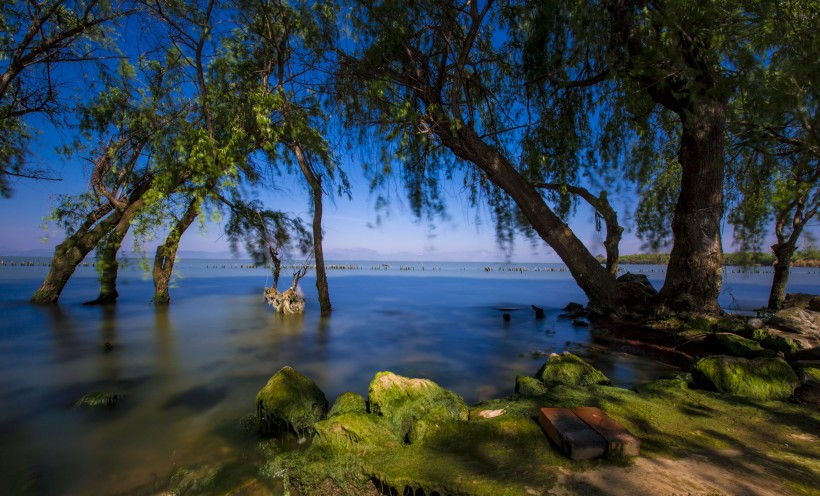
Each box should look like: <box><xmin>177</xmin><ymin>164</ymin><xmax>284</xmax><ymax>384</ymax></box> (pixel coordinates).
<box><xmin>1</xmin><ymin>258</ymin><xmax>818</xmax><ymax>494</ymax></box>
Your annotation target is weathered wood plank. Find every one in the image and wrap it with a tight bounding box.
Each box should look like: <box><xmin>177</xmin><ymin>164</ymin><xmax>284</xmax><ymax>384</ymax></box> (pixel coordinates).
<box><xmin>537</xmin><ymin>407</ymin><xmax>607</xmax><ymax>460</ymax></box>
<box><xmin>572</xmin><ymin>406</ymin><xmax>641</xmax><ymax>457</ymax></box>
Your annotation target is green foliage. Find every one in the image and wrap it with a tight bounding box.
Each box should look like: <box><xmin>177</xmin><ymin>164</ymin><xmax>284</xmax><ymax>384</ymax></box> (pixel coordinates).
<box><xmin>223</xmin><ymin>198</ymin><xmax>312</xmax><ymax>267</ymax></box>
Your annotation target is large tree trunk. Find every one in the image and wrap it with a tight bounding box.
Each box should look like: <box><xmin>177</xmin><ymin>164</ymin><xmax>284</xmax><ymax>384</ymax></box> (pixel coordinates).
<box><xmin>439</xmin><ymin>124</ymin><xmax>621</xmax><ymax>315</ymax></box>
<box><xmin>658</xmin><ymin>103</ymin><xmax>726</xmax><ymax>314</ymax></box>
<box><xmin>31</xmin><ymin>202</ymin><xmax>142</xmax><ymax>304</ymax></box>
<box><xmin>152</xmin><ymin>199</ymin><xmax>199</xmax><ymax>305</ymax></box>
<box><xmin>85</xmin><ymin>218</ymin><xmax>131</xmax><ymax>305</ymax></box>
<box><xmin>768</xmin><ymin>243</ymin><xmax>795</xmax><ymax>310</ymax></box>
<box><xmin>293</xmin><ymin>143</ymin><xmax>332</xmax><ymax>315</ymax></box>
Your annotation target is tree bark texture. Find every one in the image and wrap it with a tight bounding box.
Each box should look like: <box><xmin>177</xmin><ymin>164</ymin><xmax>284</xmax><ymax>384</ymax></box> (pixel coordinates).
<box><xmin>658</xmin><ymin>104</ymin><xmax>726</xmax><ymax>314</ymax></box>
<box><xmin>293</xmin><ymin>143</ymin><xmax>332</xmax><ymax>315</ymax></box>
<box><xmin>152</xmin><ymin>198</ymin><xmax>199</xmax><ymax>305</ymax></box>
<box><xmin>768</xmin><ymin>243</ymin><xmax>795</xmax><ymax>310</ymax></box>
<box><xmin>86</xmin><ymin>218</ymin><xmax>131</xmax><ymax>305</ymax></box>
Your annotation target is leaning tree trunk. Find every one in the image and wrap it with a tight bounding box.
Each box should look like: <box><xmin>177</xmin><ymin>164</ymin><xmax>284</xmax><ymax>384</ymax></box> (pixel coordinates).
<box><xmin>293</xmin><ymin>143</ymin><xmax>332</xmax><ymax>315</ymax></box>
<box><xmin>768</xmin><ymin>243</ymin><xmax>795</xmax><ymax>310</ymax></box>
<box><xmin>31</xmin><ymin>202</ymin><xmax>140</xmax><ymax>303</ymax></box>
<box><xmin>153</xmin><ymin>198</ymin><xmax>199</xmax><ymax>305</ymax></box>
<box><xmin>85</xmin><ymin>218</ymin><xmax>131</xmax><ymax>305</ymax></box>
<box><xmin>657</xmin><ymin>103</ymin><xmax>726</xmax><ymax>314</ymax></box>
<box><xmin>439</xmin><ymin>124</ymin><xmax>621</xmax><ymax>315</ymax></box>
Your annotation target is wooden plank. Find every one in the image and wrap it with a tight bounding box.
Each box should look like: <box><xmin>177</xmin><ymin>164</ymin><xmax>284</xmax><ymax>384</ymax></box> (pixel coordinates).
<box><xmin>571</xmin><ymin>406</ymin><xmax>641</xmax><ymax>457</ymax></box>
<box><xmin>537</xmin><ymin>407</ymin><xmax>607</xmax><ymax>460</ymax></box>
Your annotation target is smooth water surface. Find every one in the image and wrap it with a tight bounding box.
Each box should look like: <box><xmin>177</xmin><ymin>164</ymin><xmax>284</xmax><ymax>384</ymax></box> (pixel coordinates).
<box><xmin>1</xmin><ymin>258</ymin><xmax>818</xmax><ymax>494</ymax></box>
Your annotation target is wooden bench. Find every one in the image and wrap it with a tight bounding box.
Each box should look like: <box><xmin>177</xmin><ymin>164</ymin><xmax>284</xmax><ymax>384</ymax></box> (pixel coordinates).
<box><xmin>537</xmin><ymin>407</ymin><xmax>640</xmax><ymax>460</ymax></box>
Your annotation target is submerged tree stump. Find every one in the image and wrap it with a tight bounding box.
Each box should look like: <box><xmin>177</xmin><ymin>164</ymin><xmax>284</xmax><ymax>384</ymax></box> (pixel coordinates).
<box><xmin>264</xmin><ymin>286</ymin><xmax>306</xmax><ymax>314</ymax></box>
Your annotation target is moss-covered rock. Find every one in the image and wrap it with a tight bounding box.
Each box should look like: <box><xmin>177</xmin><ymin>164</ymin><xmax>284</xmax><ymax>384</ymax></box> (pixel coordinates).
<box><xmin>73</xmin><ymin>391</ymin><xmax>122</xmax><ymax>407</ymax></box>
<box><xmin>367</xmin><ymin>371</ymin><xmax>468</xmax><ymax>441</ymax></box>
<box><xmin>313</xmin><ymin>412</ymin><xmax>400</xmax><ymax>450</ymax></box>
<box><xmin>328</xmin><ymin>391</ymin><xmax>367</xmax><ymax>418</ymax></box>
<box><xmin>691</xmin><ymin>355</ymin><xmax>799</xmax><ymax>400</ymax></box>
<box><xmin>714</xmin><ymin>316</ymin><xmax>749</xmax><ymax>334</ymax></box>
<box><xmin>752</xmin><ymin>328</ymin><xmax>804</xmax><ymax>354</ymax></box>
<box><xmin>711</xmin><ymin>332</ymin><xmax>777</xmax><ymax>358</ymax></box>
<box><xmin>256</xmin><ymin>366</ymin><xmax>328</xmax><ymax>436</ymax></box>
<box><xmin>535</xmin><ymin>353</ymin><xmax>611</xmax><ymax>387</ymax></box>
<box><xmin>515</xmin><ymin>375</ymin><xmax>549</xmax><ymax>397</ymax></box>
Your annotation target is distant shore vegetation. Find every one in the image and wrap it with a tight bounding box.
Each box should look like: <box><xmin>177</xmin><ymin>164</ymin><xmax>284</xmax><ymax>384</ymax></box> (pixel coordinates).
<box><xmin>615</xmin><ymin>250</ymin><xmax>820</xmax><ymax>267</ymax></box>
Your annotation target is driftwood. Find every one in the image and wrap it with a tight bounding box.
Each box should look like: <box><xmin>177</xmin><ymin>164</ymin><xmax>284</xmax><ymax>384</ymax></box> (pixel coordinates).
<box><xmin>264</xmin><ymin>257</ymin><xmax>311</xmax><ymax>314</ymax></box>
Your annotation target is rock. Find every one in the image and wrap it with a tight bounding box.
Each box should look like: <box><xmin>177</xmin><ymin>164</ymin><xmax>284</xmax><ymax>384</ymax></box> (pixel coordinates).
<box><xmin>616</xmin><ymin>272</ymin><xmax>657</xmax><ymax>295</ymax></box>
<box><xmin>532</xmin><ymin>305</ymin><xmax>545</xmax><ymax>319</ymax></box>
<box><xmin>794</xmin><ymin>369</ymin><xmax>820</xmax><ymax>408</ymax></box>
<box><xmin>783</xmin><ymin>293</ymin><xmax>820</xmax><ymax>311</ymax></box>
<box><xmin>708</xmin><ymin>333</ymin><xmax>777</xmax><ymax>358</ymax></box>
<box><xmin>535</xmin><ymin>353</ymin><xmax>611</xmax><ymax>387</ymax></box>
<box><xmin>747</xmin><ymin>318</ymin><xmax>765</xmax><ymax>330</ymax></box>
<box><xmin>73</xmin><ymin>391</ymin><xmax>122</xmax><ymax>407</ymax></box>
<box><xmin>691</xmin><ymin>356</ymin><xmax>799</xmax><ymax>401</ymax></box>
<box><xmin>503</xmin><ymin>312</ymin><xmax>511</xmax><ymax>322</ymax></box>
<box><xmin>572</xmin><ymin>319</ymin><xmax>589</xmax><ymax>327</ymax></box>
<box><xmin>515</xmin><ymin>375</ymin><xmax>549</xmax><ymax>397</ymax></box>
<box><xmin>753</xmin><ymin>328</ymin><xmax>811</xmax><ymax>354</ymax></box>
<box><xmin>367</xmin><ymin>371</ymin><xmax>468</xmax><ymax>442</ymax></box>
<box><xmin>256</xmin><ymin>366</ymin><xmax>328</xmax><ymax>436</ymax></box>
<box><xmin>767</xmin><ymin>307</ymin><xmax>820</xmax><ymax>337</ymax></box>
<box><xmin>313</xmin><ymin>412</ymin><xmax>400</xmax><ymax>450</ymax></box>
<box><xmin>560</xmin><ymin>302</ymin><xmax>586</xmax><ymax>319</ymax></box>
<box><xmin>328</xmin><ymin>391</ymin><xmax>367</xmax><ymax>418</ymax></box>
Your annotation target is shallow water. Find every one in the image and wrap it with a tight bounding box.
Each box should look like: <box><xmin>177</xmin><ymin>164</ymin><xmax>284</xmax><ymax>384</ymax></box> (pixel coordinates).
<box><xmin>0</xmin><ymin>258</ymin><xmax>818</xmax><ymax>494</ymax></box>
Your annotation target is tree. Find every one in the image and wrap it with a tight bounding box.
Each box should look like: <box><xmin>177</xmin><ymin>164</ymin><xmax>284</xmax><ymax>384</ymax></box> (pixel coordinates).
<box><xmin>0</xmin><ymin>0</ymin><xmax>127</xmax><ymax>196</ymax></box>
<box><xmin>337</xmin><ymin>0</ymin><xmax>628</xmax><ymax>313</ymax></box>
<box><xmin>727</xmin><ymin>0</ymin><xmax>820</xmax><ymax>309</ymax></box>
<box><xmin>228</xmin><ymin>0</ymin><xmax>347</xmax><ymax>315</ymax></box>
<box><xmin>32</xmin><ymin>53</ymin><xmax>190</xmax><ymax>304</ymax></box>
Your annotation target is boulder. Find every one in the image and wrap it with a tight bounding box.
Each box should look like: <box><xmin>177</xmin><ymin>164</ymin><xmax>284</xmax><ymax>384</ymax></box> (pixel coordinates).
<box><xmin>691</xmin><ymin>356</ymin><xmax>799</xmax><ymax>401</ymax></box>
<box><xmin>535</xmin><ymin>352</ymin><xmax>611</xmax><ymax>388</ymax></box>
<box><xmin>794</xmin><ymin>368</ymin><xmax>820</xmax><ymax>408</ymax></box>
<box><xmin>367</xmin><ymin>371</ymin><xmax>468</xmax><ymax>442</ymax></box>
<box><xmin>752</xmin><ymin>328</ymin><xmax>805</xmax><ymax>354</ymax></box>
<box><xmin>560</xmin><ymin>302</ymin><xmax>586</xmax><ymax>319</ymax></box>
<box><xmin>313</xmin><ymin>412</ymin><xmax>400</xmax><ymax>450</ymax></box>
<box><xmin>256</xmin><ymin>366</ymin><xmax>328</xmax><ymax>436</ymax></box>
<box><xmin>767</xmin><ymin>307</ymin><xmax>820</xmax><ymax>337</ymax></box>
<box><xmin>515</xmin><ymin>375</ymin><xmax>549</xmax><ymax>397</ymax></box>
<box><xmin>328</xmin><ymin>391</ymin><xmax>367</xmax><ymax>418</ymax></box>
<box><xmin>783</xmin><ymin>293</ymin><xmax>820</xmax><ymax>312</ymax></box>
<box><xmin>708</xmin><ymin>333</ymin><xmax>777</xmax><ymax>358</ymax></box>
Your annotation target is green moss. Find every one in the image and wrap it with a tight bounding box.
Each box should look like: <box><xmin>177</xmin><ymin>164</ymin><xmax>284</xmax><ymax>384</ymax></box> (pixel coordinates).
<box><xmin>73</xmin><ymin>391</ymin><xmax>122</xmax><ymax>407</ymax></box>
<box><xmin>713</xmin><ymin>333</ymin><xmax>777</xmax><ymax>358</ymax></box>
<box><xmin>328</xmin><ymin>392</ymin><xmax>367</xmax><ymax>417</ymax></box>
<box><xmin>256</xmin><ymin>366</ymin><xmax>328</xmax><ymax>436</ymax></box>
<box><xmin>752</xmin><ymin>328</ymin><xmax>803</xmax><ymax>354</ymax></box>
<box><xmin>683</xmin><ymin>315</ymin><xmax>717</xmax><ymax>332</ymax></box>
<box><xmin>714</xmin><ymin>316</ymin><xmax>749</xmax><ymax>334</ymax></box>
<box><xmin>798</xmin><ymin>368</ymin><xmax>820</xmax><ymax>384</ymax></box>
<box><xmin>515</xmin><ymin>375</ymin><xmax>549</xmax><ymax>397</ymax></box>
<box><xmin>367</xmin><ymin>371</ymin><xmax>468</xmax><ymax>441</ymax></box>
<box><xmin>535</xmin><ymin>353</ymin><xmax>611</xmax><ymax>387</ymax></box>
<box><xmin>314</xmin><ymin>412</ymin><xmax>400</xmax><ymax>450</ymax></box>
<box><xmin>692</xmin><ymin>356</ymin><xmax>799</xmax><ymax>400</ymax></box>
<box><xmin>265</xmin><ymin>375</ymin><xmax>820</xmax><ymax>496</ymax></box>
